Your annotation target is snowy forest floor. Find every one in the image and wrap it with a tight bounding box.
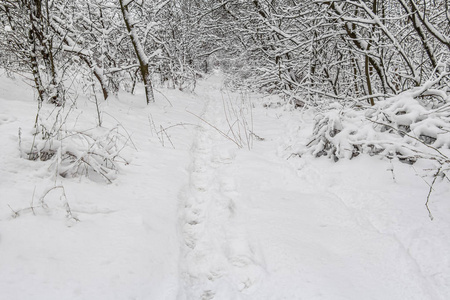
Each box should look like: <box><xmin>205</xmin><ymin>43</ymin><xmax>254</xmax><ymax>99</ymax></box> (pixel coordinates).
<box><xmin>1</xmin><ymin>72</ymin><xmax>450</xmax><ymax>300</ymax></box>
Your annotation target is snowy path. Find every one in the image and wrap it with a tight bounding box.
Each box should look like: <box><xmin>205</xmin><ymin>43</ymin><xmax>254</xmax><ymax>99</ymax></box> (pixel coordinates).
<box><xmin>178</xmin><ymin>91</ymin><xmax>265</xmax><ymax>299</ymax></box>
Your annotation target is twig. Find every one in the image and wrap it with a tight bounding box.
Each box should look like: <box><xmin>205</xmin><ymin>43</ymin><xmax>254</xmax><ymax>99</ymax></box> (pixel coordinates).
<box><xmin>250</xmin><ymin>130</ymin><xmax>264</xmax><ymax>141</ymax></box>
<box><xmin>8</xmin><ymin>204</ymin><xmax>19</xmax><ymax>218</ymax></box>
<box><xmin>148</xmin><ymin>114</ymin><xmax>163</xmax><ymax>145</ymax></box>
<box><xmin>31</xmin><ymin>186</ymin><xmax>36</xmax><ymax>216</ymax></box>
<box><xmin>80</xmin><ymin>157</ymin><xmax>113</xmax><ymax>184</ymax></box>
<box><xmin>92</xmin><ymin>83</ymin><xmax>102</xmax><ymax>127</ymax></box>
<box><xmin>186</xmin><ymin>110</ymin><xmax>242</xmax><ymax>148</ymax></box>
<box><xmin>222</xmin><ymin>93</ymin><xmax>241</xmax><ymax>147</ymax></box>
<box><xmin>160</xmin><ymin>125</ymin><xmax>175</xmax><ymax>149</ymax></box>
<box><xmin>153</xmin><ymin>88</ymin><xmax>173</xmax><ymax>107</ymax></box>
<box><xmin>40</xmin><ymin>185</ymin><xmax>79</xmax><ymax>221</ymax></box>
<box><xmin>103</xmin><ymin>112</ymin><xmax>138</xmax><ymax>151</ymax></box>
<box><xmin>147</xmin><ymin>114</ymin><xmax>157</xmax><ymax>137</ymax></box>
<box><xmin>18</xmin><ymin>127</ymin><xmax>23</xmax><ymax>158</ymax></box>
<box><xmin>155</xmin><ymin>122</ymin><xmax>199</xmax><ymax>134</ymax></box>
<box><xmin>425</xmin><ymin>167</ymin><xmax>441</xmax><ymax>221</ymax></box>
<box><xmin>287</xmin><ymin>153</ymin><xmax>301</xmax><ymax>160</ymax></box>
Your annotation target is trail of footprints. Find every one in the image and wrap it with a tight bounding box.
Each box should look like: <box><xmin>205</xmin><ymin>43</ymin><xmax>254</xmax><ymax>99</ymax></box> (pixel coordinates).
<box><xmin>178</xmin><ymin>100</ymin><xmax>264</xmax><ymax>299</ymax></box>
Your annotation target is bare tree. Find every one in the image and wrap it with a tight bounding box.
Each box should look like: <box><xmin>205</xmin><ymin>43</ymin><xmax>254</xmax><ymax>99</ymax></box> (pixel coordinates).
<box><xmin>118</xmin><ymin>0</ymin><xmax>155</xmax><ymax>104</ymax></box>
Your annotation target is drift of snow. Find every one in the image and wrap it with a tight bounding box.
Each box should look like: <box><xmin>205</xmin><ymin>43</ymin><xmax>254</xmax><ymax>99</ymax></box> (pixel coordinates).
<box><xmin>0</xmin><ymin>72</ymin><xmax>449</xmax><ymax>299</ymax></box>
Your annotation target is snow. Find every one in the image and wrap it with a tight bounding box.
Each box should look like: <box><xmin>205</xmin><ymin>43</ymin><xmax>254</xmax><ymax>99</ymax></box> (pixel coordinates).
<box><xmin>0</xmin><ymin>71</ymin><xmax>450</xmax><ymax>299</ymax></box>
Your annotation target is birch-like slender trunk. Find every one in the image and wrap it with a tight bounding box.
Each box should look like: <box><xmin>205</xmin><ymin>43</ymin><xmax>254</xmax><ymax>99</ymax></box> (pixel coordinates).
<box><xmin>118</xmin><ymin>0</ymin><xmax>155</xmax><ymax>104</ymax></box>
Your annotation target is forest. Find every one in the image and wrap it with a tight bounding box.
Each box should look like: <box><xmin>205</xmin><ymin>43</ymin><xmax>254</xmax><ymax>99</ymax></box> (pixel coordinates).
<box><xmin>1</xmin><ymin>0</ymin><xmax>449</xmax><ymax>164</ymax></box>
<box><xmin>0</xmin><ymin>1</ymin><xmax>449</xmax><ymax>299</ymax></box>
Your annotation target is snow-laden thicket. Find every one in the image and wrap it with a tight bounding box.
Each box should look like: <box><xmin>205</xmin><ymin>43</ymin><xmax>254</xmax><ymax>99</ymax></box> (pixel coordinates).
<box><xmin>214</xmin><ymin>1</ymin><xmax>449</xmax><ymax>106</ymax></box>
<box><xmin>20</xmin><ymin>103</ymin><xmax>130</xmax><ymax>183</ymax></box>
<box><xmin>306</xmin><ymin>89</ymin><xmax>450</xmax><ymax>165</ymax></box>
<box><xmin>2</xmin><ymin>1</ymin><xmax>447</xmax><ymax>107</ymax></box>
<box><xmin>298</xmin><ymin>80</ymin><xmax>450</xmax><ymax>220</ymax></box>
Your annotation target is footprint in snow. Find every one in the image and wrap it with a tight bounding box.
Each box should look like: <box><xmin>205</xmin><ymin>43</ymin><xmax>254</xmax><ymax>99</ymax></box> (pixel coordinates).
<box><xmin>0</xmin><ymin>114</ymin><xmax>17</xmax><ymax>125</ymax></box>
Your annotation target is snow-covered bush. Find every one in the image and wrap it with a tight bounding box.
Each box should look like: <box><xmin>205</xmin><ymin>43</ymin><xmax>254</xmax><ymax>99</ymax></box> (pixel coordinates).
<box><xmin>304</xmin><ymin>89</ymin><xmax>450</xmax><ymax>165</ymax></box>
<box><xmin>24</xmin><ymin>125</ymin><xmax>128</xmax><ymax>183</ymax></box>
<box><xmin>306</xmin><ymin>105</ymin><xmax>365</xmax><ymax>161</ymax></box>
<box><xmin>22</xmin><ymin>105</ymin><xmax>129</xmax><ymax>183</ymax></box>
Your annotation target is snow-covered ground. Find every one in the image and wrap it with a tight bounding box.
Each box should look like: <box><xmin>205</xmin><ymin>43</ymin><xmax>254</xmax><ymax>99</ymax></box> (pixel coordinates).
<box><xmin>1</xmin><ymin>72</ymin><xmax>449</xmax><ymax>299</ymax></box>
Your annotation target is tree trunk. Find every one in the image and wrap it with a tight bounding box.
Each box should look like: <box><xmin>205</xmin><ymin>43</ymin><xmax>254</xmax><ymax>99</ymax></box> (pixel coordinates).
<box><xmin>118</xmin><ymin>0</ymin><xmax>155</xmax><ymax>104</ymax></box>
<box><xmin>365</xmin><ymin>55</ymin><xmax>374</xmax><ymax>106</ymax></box>
<box><xmin>28</xmin><ymin>0</ymin><xmax>47</xmax><ymax>103</ymax></box>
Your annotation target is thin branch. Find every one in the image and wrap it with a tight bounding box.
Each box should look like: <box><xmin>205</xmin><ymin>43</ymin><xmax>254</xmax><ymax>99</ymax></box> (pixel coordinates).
<box><xmin>366</xmin><ymin>118</ymin><xmax>449</xmax><ymax>161</ymax></box>
<box><xmin>425</xmin><ymin>167</ymin><xmax>441</xmax><ymax>221</ymax></box>
<box><xmin>186</xmin><ymin>110</ymin><xmax>242</xmax><ymax>148</ymax></box>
